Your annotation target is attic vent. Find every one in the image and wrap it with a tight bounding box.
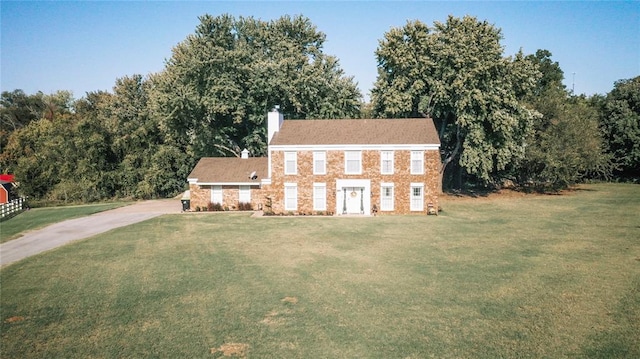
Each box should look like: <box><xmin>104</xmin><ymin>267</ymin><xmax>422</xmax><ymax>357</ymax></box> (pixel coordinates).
<box><xmin>241</xmin><ymin>148</ymin><xmax>249</xmax><ymax>159</ymax></box>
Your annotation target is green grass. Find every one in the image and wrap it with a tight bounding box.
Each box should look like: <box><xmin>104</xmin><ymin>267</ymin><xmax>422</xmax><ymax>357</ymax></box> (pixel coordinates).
<box><xmin>0</xmin><ymin>202</ymin><xmax>128</xmax><ymax>243</ymax></box>
<box><xmin>1</xmin><ymin>183</ymin><xmax>639</xmax><ymax>358</ymax></box>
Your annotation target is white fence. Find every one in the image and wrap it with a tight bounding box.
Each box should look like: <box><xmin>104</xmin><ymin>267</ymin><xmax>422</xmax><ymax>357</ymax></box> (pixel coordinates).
<box><xmin>1</xmin><ymin>197</ymin><xmax>26</xmax><ymax>219</ymax></box>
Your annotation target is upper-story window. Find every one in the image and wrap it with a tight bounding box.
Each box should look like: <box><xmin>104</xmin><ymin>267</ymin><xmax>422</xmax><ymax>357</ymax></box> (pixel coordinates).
<box><xmin>313</xmin><ymin>151</ymin><xmax>326</xmax><ymax>175</ymax></box>
<box><xmin>284</xmin><ymin>151</ymin><xmax>297</xmax><ymax>175</ymax></box>
<box><xmin>381</xmin><ymin>150</ymin><xmax>394</xmax><ymax>174</ymax></box>
<box><xmin>411</xmin><ymin>150</ymin><xmax>424</xmax><ymax>174</ymax></box>
<box><xmin>344</xmin><ymin>150</ymin><xmax>362</xmax><ymax>174</ymax></box>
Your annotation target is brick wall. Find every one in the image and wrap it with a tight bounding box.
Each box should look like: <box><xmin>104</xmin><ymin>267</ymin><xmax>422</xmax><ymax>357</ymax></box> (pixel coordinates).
<box><xmin>266</xmin><ymin>149</ymin><xmax>441</xmax><ymax>215</ymax></box>
<box><xmin>188</xmin><ymin>184</ymin><xmax>264</xmax><ymax>211</ymax></box>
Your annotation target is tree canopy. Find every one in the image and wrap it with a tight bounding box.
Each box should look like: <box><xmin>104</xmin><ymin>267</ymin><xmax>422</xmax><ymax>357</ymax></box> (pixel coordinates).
<box><xmin>152</xmin><ymin>14</ymin><xmax>362</xmax><ymax>159</ymax></box>
<box><xmin>371</xmin><ymin>16</ymin><xmax>541</xmax><ymax>186</ymax></box>
<box><xmin>598</xmin><ymin>76</ymin><xmax>640</xmax><ymax>179</ymax></box>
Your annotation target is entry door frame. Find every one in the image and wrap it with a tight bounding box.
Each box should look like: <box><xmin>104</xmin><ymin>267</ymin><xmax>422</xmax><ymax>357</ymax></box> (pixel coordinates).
<box><xmin>336</xmin><ymin>179</ymin><xmax>371</xmax><ymax>216</ymax></box>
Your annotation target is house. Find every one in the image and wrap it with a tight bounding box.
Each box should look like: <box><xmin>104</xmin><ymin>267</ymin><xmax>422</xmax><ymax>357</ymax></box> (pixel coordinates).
<box><xmin>187</xmin><ymin>150</ymin><xmax>268</xmax><ymax>211</ymax></box>
<box><xmin>187</xmin><ymin>108</ymin><xmax>441</xmax><ymax>215</ymax></box>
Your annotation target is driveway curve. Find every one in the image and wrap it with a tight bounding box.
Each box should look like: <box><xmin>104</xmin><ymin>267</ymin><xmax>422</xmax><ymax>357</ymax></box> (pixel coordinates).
<box><xmin>0</xmin><ymin>199</ymin><xmax>181</xmax><ymax>267</ymax></box>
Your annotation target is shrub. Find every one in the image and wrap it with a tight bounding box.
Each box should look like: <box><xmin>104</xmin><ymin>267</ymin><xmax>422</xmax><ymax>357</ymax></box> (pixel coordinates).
<box><xmin>238</xmin><ymin>202</ymin><xmax>253</xmax><ymax>211</ymax></box>
<box><xmin>207</xmin><ymin>202</ymin><xmax>224</xmax><ymax>211</ymax></box>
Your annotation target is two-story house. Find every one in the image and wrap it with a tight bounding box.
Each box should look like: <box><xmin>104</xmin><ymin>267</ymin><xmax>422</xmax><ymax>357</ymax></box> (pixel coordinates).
<box><xmin>187</xmin><ymin>108</ymin><xmax>441</xmax><ymax>215</ymax></box>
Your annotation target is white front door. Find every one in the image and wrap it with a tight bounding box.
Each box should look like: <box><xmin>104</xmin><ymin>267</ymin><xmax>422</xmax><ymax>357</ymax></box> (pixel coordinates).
<box><xmin>343</xmin><ymin>187</ymin><xmax>364</xmax><ymax>214</ymax></box>
<box><xmin>336</xmin><ymin>179</ymin><xmax>371</xmax><ymax>216</ymax></box>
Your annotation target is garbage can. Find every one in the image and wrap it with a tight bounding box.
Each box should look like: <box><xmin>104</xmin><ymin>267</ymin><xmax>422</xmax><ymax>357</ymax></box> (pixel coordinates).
<box><xmin>181</xmin><ymin>199</ymin><xmax>190</xmax><ymax>212</ymax></box>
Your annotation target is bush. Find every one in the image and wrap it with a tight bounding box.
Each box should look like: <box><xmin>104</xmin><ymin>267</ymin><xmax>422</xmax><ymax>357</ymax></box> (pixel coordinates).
<box><xmin>237</xmin><ymin>202</ymin><xmax>253</xmax><ymax>211</ymax></box>
<box><xmin>207</xmin><ymin>202</ymin><xmax>224</xmax><ymax>211</ymax></box>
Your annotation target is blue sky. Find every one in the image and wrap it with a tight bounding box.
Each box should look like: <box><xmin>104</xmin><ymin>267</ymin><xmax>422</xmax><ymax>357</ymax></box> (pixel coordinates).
<box><xmin>1</xmin><ymin>1</ymin><xmax>638</xmax><ymax>102</ymax></box>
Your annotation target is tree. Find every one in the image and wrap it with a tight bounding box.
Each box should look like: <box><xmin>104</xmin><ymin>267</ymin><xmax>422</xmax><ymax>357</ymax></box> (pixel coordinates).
<box><xmin>511</xmin><ymin>50</ymin><xmax>612</xmax><ymax>191</ymax></box>
<box><xmin>525</xmin><ymin>49</ymin><xmax>565</xmax><ymax>96</ymax></box>
<box><xmin>599</xmin><ymin>76</ymin><xmax>640</xmax><ymax>179</ymax></box>
<box><xmin>371</xmin><ymin>16</ymin><xmax>540</xmax><ymax>188</ymax></box>
<box><xmin>152</xmin><ymin>14</ymin><xmax>362</xmax><ymax>159</ymax></box>
<box><xmin>517</xmin><ymin>94</ymin><xmax>612</xmax><ymax>191</ymax></box>
<box><xmin>0</xmin><ymin>90</ymin><xmax>46</xmax><ymax>150</ymax></box>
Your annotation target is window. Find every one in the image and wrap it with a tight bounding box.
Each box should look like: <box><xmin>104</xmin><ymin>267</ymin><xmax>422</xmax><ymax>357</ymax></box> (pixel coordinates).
<box><xmin>313</xmin><ymin>151</ymin><xmax>326</xmax><ymax>175</ymax></box>
<box><xmin>410</xmin><ymin>183</ymin><xmax>424</xmax><ymax>211</ymax></box>
<box><xmin>344</xmin><ymin>151</ymin><xmax>361</xmax><ymax>174</ymax></box>
<box><xmin>380</xmin><ymin>183</ymin><xmax>394</xmax><ymax>211</ymax></box>
<box><xmin>381</xmin><ymin>151</ymin><xmax>394</xmax><ymax>174</ymax></box>
<box><xmin>411</xmin><ymin>151</ymin><xmax>424</xmax><ymax>174</ymax></box>
<box><xmin>284</xmin><ymin>183</ymin><xmax>297</xmax><ymax>211</ymax></box>
<box><xmin>284</xmin><ymin>152</ymin><xmax>297</xmax><ymax>175</ymax></box>
<box><xmin>239</xmin><ymin>185</ymin><xmax>251</xmax><ymax>203</ymax></box>
<box><xmin>211</xmin><ymin>185</ymin><xmax>222</xmax><ymax>204</ymax></box>
<box><xmin>313</xmin><ymin>183</ymin><xmax>327</xmax><ymax>211</ymax></box>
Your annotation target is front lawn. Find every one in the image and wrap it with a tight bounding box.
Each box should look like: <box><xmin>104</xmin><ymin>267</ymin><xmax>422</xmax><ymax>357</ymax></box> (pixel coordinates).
<box><xmin>1</xmin><ymin>183</ymin><xmax>638</xmax><ymax>358</ymax></box>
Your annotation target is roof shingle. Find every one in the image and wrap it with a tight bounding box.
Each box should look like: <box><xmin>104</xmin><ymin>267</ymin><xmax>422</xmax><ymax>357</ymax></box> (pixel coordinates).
<box><xmin>269</xmin><ymin>118</ymin><xmax>440</xmax><ymax>146</ymax></box>
<box><xmin>188</xmin><ymin>157</ymin><xmax>268</xmax><ymax>183</ymax></box>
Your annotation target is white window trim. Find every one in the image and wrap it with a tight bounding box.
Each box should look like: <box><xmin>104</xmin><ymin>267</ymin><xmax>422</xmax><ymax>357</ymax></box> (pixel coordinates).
<box><xmin>239</xmin><ymin>185</ymin><xmax>251</xmax><ymax>203</ymax></box>
<box><xmin>313</xmin><ymin>151</ymin><xmax>326</xmax><ymax>175</ymax></box>
<box><xmin>344</xmin><ymin>150</ymin><xmax>362</xmax><ymax>175</ymax></box>
<box><xmin>381</xmin><ymin>150</ymin><xmax>394</xmax><ymax>175</ymax></box>
<box><xmin>410</xmin><ymin>182</ymin><xmax>424</xmax><ymax>211</ymax></box>
<box><xmin>284</xmin><ymin>183</ymin><xmax>298</xmax><ymax>211</ymax></box>
<box><xmin>313</xmin><ymin>182</ymin><xmax>327</xmax><ymax>211</ymax></box>
<box><xmin>411</xmin><ymin>150</ymin><xmax>424</xmax><ymax>175</ymax></box>
<box><xmin>380</xmin><ymin>182</ymin><xmax>394</xmax><ymax>211</ymax></box>
<box><xmin>285</xmin><ymin>151</ymin><xmax>297</xmax><ymax>175</ymax></box>
<box><xmin>211</xmin><ymin>185</ymin><xmax>222</xmax><ymax>204</ymax></box>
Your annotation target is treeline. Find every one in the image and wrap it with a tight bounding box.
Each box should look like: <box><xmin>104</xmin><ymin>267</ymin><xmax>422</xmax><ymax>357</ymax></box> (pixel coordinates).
<box><xmin>1</xmin><ymin>14</ymin><xmax>638</xmax><ymax>203</ymax></box>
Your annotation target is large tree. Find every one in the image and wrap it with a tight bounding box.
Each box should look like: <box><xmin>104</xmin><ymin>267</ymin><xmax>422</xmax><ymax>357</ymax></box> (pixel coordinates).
<box><xmin>371</xmin><ymin>16</ymin><xmax>540</xmax><ymax>187</ymax></box>
<box><xmin>512</xmin><ymin>50</ymin><xmax>612</xmax><ymax>191</ymax></box>
<box><xmin>152</xmin><ymin>14</ymin><xmax>362</xmax><ymax>159</ymax></box>
<box><xmin>598</xmin><ymin>76</ymin><xmax>640</xmax><ymax>179</ymax></box>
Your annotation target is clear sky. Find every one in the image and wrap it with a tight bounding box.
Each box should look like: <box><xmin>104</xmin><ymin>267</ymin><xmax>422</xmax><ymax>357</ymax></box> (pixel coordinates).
<box><xmin>1</xmin><ymin>1</ymin><xmax>638</xmax><ymax>102</ymax></box>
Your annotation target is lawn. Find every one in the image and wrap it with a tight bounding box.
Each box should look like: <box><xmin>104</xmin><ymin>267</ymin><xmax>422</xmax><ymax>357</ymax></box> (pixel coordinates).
<box><xmin>0</xmin><ymin>202</ymin><xmax>128</xmax><ymax>243</ymax></box>
<box><xmin>1</xmin><ymin>183</ymin><xmax>638</xmax><ymax>358</ymax></box>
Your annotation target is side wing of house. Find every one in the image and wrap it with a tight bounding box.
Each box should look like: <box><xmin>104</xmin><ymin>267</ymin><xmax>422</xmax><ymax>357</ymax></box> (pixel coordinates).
<box><xmin>265</xmin><ymin>114</ymin><xmax>441</xmax><ymax>215</ymax></box>
<box><xmin>187</xmin><ymin>155</ymin><xmax>268</xmax><ymax>211</ymax></box>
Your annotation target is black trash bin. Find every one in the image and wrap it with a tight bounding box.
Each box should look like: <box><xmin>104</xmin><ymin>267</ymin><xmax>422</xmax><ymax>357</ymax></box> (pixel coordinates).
<box><xmin>181</xmin><ymin>199</ymin><xmax>190</xmax><ymax>212</ymax></box>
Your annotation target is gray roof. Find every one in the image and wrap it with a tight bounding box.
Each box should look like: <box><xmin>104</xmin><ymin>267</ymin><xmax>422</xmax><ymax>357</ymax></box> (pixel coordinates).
<box><xmin>270</xmin><ymin>118</ymin><xmax>440</xmax><ymax>146</ymax></box>
<box><xmin>188</xmin><ymin>157</ymin><xmax>268</xmax><ymax>184</ymax></box>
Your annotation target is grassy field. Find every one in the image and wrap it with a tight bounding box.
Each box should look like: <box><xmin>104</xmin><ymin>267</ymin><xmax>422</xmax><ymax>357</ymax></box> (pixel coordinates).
<box><xmin>0</xmin><ymin>202</ymin><xmax>128</xmax><ymax>243</ymax></box>
<box><xmin>1</xmin><ymin>183</ymin><xmax>638</xmax><ymax>358</ymax></box>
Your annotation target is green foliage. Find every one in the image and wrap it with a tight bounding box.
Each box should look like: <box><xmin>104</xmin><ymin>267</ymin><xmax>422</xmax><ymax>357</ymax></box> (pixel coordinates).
<box><xmin>372</xmin><ymin>16</ymin><xmax>540</xmax><ymax>186</ymax></box>
<box><xmin>517</xmin><ymin>92</ymin><xmax>612</xmax><ymax>191</ymax></box>
<box><xmin>510</xmin><ymin>51</ymin><xmax>613</xmax><ymax>191</ymax></box>
<box><xmin>152</xmin><ymin>14</ymin><xmax>362</xmax><ymax>158</ymax></box>
<box><xmin>598</xmin><ymin>76</ymin><xmax>640</xmax><ymax>179</ymax></box>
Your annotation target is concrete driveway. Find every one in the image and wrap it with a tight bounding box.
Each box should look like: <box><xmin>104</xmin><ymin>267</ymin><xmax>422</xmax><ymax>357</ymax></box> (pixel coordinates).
<box><xmin>0</xmin><ymin>199</ymin><xmax>181</xmax><ymax>267</ymax></box>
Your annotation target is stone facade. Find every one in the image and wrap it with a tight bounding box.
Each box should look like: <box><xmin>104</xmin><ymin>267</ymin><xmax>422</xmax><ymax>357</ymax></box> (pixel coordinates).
<box><xmin>187</xmin><ymin>112</ymin><xmax>441</xmax><ymax>216</ymax></box>
<box><xmin>188</xmin><ymin>184</ymin><xmax>263</xmax><ymax>211</ymax></box>
<box><xmin>265</xmin><ymin>149</ymin><xmax>440</xmax><ymax>215</ymax></box>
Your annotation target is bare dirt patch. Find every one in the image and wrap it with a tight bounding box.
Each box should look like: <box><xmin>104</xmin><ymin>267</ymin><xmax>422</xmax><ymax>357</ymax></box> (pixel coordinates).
<box><xmin>4</xmin><ymin>316</ymin><xmax>25</xmax><ymax>323</ymax></box>
<box><xmin>210</xmin><ymin>343</ymin><xmax>249</xmax><ymax>357</ymax></box>
<box><xmin>281</xmin><ymin>296</ymin><xmax>298</xmax><ymax>304</ymax></box>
